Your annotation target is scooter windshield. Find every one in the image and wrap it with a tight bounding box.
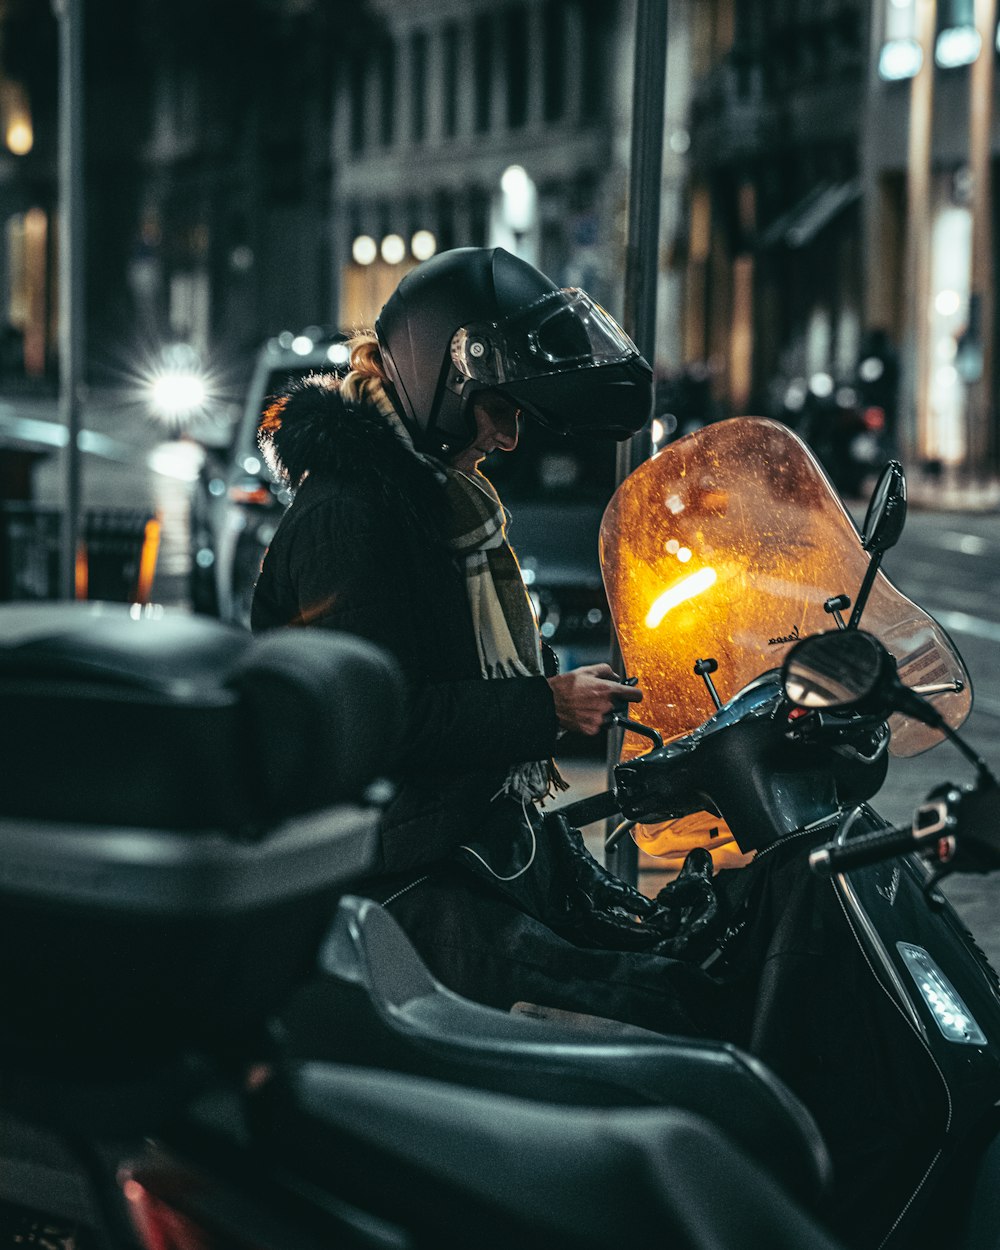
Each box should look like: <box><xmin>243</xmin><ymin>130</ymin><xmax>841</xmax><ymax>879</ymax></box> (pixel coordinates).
<box><xmin>600</xmin><ymin>417</ymin><xmax>971</xmax><ymax>759</ymax></box>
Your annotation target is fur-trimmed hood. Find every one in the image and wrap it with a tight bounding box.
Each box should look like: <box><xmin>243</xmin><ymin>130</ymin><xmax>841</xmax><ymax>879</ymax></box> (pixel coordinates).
<box><xmin>257</xmin><ymin>373</ymin><xmax>409</xmax><ymax>488</ymax></box>
<box><xmin>257</xmin><ymin>372</ymin><xmax>450</xmax><ymax>536</ymax></box>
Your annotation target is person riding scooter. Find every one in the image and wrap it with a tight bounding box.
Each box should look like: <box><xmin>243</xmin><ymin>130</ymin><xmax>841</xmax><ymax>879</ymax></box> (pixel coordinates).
<box><xmin>250</xmin><ymin>247</ymin><xmax>951</xmax><ymax>1249</ymax></box>
<box><xmin>251</xmin><ymin>245</ymin><xmax>726</xmax><ymax>1039</ymax></box>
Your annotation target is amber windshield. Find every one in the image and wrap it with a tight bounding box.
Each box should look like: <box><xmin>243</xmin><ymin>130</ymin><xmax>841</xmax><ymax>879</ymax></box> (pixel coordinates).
<box><xmin>600</xmin><ymin>418</ymin><xmax>971</xmax><ymax>758</ymax></box>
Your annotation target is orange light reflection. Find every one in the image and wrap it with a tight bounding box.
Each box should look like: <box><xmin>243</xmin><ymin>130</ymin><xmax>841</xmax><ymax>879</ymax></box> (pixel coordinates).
<box><xmin>645</xmin><ymin>567</ymin><xmax>717</xmax><ymax>629</ymax></box>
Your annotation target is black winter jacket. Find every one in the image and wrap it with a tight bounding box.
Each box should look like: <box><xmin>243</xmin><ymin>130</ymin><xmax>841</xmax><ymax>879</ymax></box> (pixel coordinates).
<box><xmin>250</xmin><ymin>382</ymin><xmax>560</xmax><ymax>874</ymax></box>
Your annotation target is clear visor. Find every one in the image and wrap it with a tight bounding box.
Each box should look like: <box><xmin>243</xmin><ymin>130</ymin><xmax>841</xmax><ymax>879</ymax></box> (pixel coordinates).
<box><xmin>450</xmin><ymin>289</ymin><xmax>639</xmax><ymax>387</ymax></box>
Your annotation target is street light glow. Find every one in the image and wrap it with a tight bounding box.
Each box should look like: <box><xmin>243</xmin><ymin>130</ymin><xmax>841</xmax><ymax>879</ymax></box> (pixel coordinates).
<box><xmin>500</xmin><ymin>164</ymin><xmax>537</xmax><ymax>232</ymax></box>
<box><xmin>935</xmin><ymin>27</ymin><xmax>981</xmax><ymax>69</ymax></box>
<box><xmin>411</xmin><ymin>230</ymin><xmax>437</xmax><ymax>260</ymax></box>
<box><xmin>879</xmin><ymin>38</ymin><xmax>922</xmax><ymax>80</ymax></box>
<box><xmin>381</xmin><ymin>234</ymin><xmax>406</xmax><ymax>264</ymax></box>
<box><xmin>327</xmin><ymin>342</ymin><xmax>350</xmax><ymax>365</ymax></box>
<box><xmin>6</xmin><ymin>120</ymin><xmax>32</xmax><ymax>155</ymax></box>
<box><xmin>935</xmin><ymin>289</ymin><xmax>962</xmax><ymax>317</ymax></box>
<box><xmin>352</xmin><ymin>235</ymin><xmax>377</xmax><ymax>265</ymax></box>
<box><xmin>149</xmin><ymin>369</ymin><xmax>207</xmax><ymax>420</ymax></box>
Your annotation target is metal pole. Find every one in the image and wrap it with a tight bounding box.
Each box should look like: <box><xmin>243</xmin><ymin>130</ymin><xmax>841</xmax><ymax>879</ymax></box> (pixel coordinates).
<box><xmin>966</xmin><ymin>0</ymin><xmax>997</xmax><ymax>481</ymax></box>
<box><xmin>617</xmin><ymin>0</ymin><xmax>667</xmax><ymax>480</ymax></box>
<box><xmin>901</xmin><ymin>0</ymin><xmax>935</xmax><ymax>469</ymax></box>
<box><xmin>605</xmin><ymin>0</ymin><xmax>668</xmax><ymax>886</ymax></box>
<box><xmin>55</xmin><ymin>0</ymin><xmax>85</xmax><ymax>599</ymax></box>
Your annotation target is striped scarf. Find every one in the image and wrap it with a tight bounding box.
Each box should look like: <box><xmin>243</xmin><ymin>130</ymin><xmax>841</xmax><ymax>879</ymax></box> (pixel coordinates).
<box><xmin>340</xmin><ymin>371</ymin><xmax>566</xmax><ymax>803</ymax></box>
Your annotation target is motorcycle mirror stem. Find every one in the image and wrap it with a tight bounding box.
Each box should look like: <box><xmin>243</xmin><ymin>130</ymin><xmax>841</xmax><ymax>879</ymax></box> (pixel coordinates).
<box><xmin>847</xmin><ymin>461</ymin><xmax>907</xmax><ymax>630</ymax></box>
<box><xmin>782</xmin><ymin>630</ymin><xmax>998</xmax><ymax>786</ymax></box>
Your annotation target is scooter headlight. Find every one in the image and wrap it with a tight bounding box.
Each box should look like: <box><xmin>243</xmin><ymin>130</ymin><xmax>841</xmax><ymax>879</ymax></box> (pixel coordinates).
<box><xmin>898</xmin><ymin>942</ymin><xmax>986</xmax><ymax>1045</ymax></box>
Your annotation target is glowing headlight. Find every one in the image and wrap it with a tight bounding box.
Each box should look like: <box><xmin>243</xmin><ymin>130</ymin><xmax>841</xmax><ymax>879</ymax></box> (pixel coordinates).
<box><xmin>898</xmin><ymin>943</ymin><xmax>986</xmax><ymax>1045</ymax></box>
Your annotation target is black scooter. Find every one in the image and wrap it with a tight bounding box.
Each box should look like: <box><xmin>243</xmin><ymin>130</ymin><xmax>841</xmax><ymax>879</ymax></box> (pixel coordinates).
<box><xmin>0</xmin><ymin>601</ymin><xmax>847</xmax><ymax>1250</ymax></box>
<box><xmin>1</xmin><ymin>418</ymin><xmax>997</xmax><ymax>1250</ymax></box>
<box><xmin>535</xmin><ymin>419</ymin><xmax>1000</xmax><ymax>1249</ymax></box>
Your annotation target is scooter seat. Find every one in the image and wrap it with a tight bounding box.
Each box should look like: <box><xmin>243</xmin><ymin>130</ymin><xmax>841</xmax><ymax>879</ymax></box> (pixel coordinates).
<box><xmin>251</xmin><ymin>1062</ymin><xmax>846</xmax><ymax>1250</ymax></box>
<box><xmin>278</xmin><ymin>895</ymin><xmax>832</xmax><ymax>1204</ymax></box>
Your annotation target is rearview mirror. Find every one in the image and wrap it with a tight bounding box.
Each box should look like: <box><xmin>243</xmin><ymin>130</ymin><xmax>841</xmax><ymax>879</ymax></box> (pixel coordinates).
<box><xmin>782</xmin><ymin>630</ymin><xmax>888</xmax><ymax>711</ymax></box>
<box><xmin>782</xmin><ymin>629</ymin><xmax>946</xmax><ymax>731</ymax></box>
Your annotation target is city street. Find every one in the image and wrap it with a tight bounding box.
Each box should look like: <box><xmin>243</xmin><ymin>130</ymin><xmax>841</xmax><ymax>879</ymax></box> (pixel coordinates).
<box><xmin>5</xmin><ymin>1</ymin><xmax>1000</xmax><ymax>1239</ymax></box>
<box><xmin>5</xmin><ymin>397</ymin><xmax>1000</xmax><ymax>966</ymax></box>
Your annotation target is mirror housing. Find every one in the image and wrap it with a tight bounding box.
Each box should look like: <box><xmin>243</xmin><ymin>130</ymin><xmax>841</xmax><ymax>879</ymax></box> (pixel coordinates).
<box><xmin>861</xmin><ymin>460</ymin><xmax>907</xmax><ymax>555</ymax></box>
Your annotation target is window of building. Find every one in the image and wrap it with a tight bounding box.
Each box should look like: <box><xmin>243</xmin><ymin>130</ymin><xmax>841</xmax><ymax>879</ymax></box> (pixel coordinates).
<box><xmin>579</xmin><ymin>0</ymin><xmax>610</xmax><ymax>123</ymax></box>
<box><xmin>474</xmin><ymin>15</ymin><xmax>492</xmax><ymax>133</ymax></box>
<box><xmin>469</xmin><ymin>188</ymin><xmax>490</xmax><ymax>244</ymax></box>
<box><xmin>434</xmin><ymin>189</ymin><xmax>456</xmax><ymax>250</ymax></box>
<box><xmin>926</xmin><ymin>198</ymin><xmax>972</xmax><ymax>464</ymax></box>
<box><xmin>380</xmin><ymin>40</ymin><xmax>396</xmax><ymax>147</ymax></box>
<box><xmin>505</xmin><ymin>6</ymin><xmax>529</xmax><ymax>129</ymax></box>
<box><xmin>879</xmin><ymin>0</ymin><xmax>922</xmax><ymax>80</ymax></box>
<box><xmin>935</xmin><ymin>0</ymin><xmax>980</xmax><ymax>68</ymax></box>
<box><xmin>5</xmin><ymin>207</ymin><xmax>48</xmax><ymax>378</ymax></box>
<box><xmin>543</xmin><ymin>1</ymin><xmax>567</xmax><ymax>123</ymax></box>
<box><xmin>1</xmin><ymin>81</ymin><xmax>33</xmax><ymax>156</ymax></box>
<box><xmin>442</xmin><ymin>22</ymin><xmax>459</xmax><ymax>137</ymax></box>
<box><xmin>411</xmin><ymin>29</ymin><xmax>428</xmax><ymax>143</ymax></box>
<box><xmin>349</xmin><ymin>56</ymin><xmax>367</xmax><ymax>153</ymax></box>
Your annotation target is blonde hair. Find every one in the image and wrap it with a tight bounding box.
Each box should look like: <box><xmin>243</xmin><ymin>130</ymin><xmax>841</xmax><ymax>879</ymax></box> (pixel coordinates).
<box><xmin>347</xmin><ymin>330</ymin><xmax>389</xmax><ymax>382</ymax></box>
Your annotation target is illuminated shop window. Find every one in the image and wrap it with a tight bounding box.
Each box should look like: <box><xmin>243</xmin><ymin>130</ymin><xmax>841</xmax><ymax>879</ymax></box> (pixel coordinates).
<box><xmin>925</xmin><ymin>200</ymin><xmax>972</xmax><ymax>464</ymax></box>
<box><xmin>936</xmin><ymin>0</ymin><xmax>980</xmax><ymax>66</ymax></box>
<box><xmin>1</xmin><ymin>81</ymin><xmax>32</xmax><ymax>155</ymax></box>
<box><xmin>6</xmin><ymin>208</ymin><xmax>48</xmax><ymax>377</ymax></box>
<box><xmin>879</xmin><ymin>0</ymin><xmax>922</xmax><ymax>80</ymax></box>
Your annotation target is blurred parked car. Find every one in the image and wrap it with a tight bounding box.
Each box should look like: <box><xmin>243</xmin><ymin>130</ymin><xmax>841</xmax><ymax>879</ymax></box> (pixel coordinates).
<box><xmin>190</xmin><ymin>328</ymin><xmax>620</xmax><ymax>678</ymax></box>
<box><xmin>189</xmin><ymin>328</ymin><xmax>351</xmax><ymax>623</ymax></box>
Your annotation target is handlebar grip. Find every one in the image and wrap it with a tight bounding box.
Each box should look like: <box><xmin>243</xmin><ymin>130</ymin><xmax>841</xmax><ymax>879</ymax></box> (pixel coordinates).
<box><xmin>809</xmin><ymin>825</ymin><xmax>921</xmax><ymax>876</ymax></box>
<box><xmin>547</xmin><ymin>788</ymin><xmax>621</xmax><ymax>830</ymax></box>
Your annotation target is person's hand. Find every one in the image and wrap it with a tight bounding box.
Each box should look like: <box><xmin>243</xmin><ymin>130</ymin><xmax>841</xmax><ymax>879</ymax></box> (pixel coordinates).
<box><xmin>546</xmin><ymin>664</ymin><xmax>643</xmax><ymax>736</ymax></box>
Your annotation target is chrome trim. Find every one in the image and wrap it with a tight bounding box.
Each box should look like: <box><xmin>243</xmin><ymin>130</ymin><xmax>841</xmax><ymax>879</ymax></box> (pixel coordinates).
<box><xmin>834</xmin><ymin>815</ymin><xmax>929</xmax><ymax>1042</ymax></box>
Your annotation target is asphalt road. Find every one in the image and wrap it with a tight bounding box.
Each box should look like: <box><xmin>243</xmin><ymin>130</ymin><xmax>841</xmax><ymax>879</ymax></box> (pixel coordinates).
<box><xmin>869</xmin><ymin>508</ymin><xmax>1000</xmax><ymax>968</ymax></box>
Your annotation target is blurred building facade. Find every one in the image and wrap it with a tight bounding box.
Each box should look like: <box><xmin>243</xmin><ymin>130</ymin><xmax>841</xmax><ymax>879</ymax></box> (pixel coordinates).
<box><xmin>681</xmin><ymin>0</ymin><xmax>1000</xmax><ymax>489</ymax></box>
<box><xmin>0</xmin><ymin>0</ymin><xmax>998</xmax><ymax>486</ymax></box>
<box><xmin>330</xmin><ymin>0</ymin><xmax>635</xmax><ymax>329</ymax></box>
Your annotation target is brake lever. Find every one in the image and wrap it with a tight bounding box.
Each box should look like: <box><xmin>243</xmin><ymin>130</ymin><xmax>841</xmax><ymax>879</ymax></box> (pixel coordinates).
<box><xmin>610</xmin><ymin>712</ymin><xmax>663</xmax><ymax>751</ymax></box>
<box><xmin>611</xmin><ymin>678</ymin><xmax>663</xmax><ymax>750</ymax></box>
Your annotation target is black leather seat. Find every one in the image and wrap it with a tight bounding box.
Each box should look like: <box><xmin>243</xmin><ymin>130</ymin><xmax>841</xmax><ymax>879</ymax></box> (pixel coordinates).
<box><xmin>278</xmin><ymin>894</ymin><xmax>832</xmax><ymax>1205</ymax></box>
<box><xmin>251</xmin><ymin>1062</ymin><xmax>847</xmax><ymax>1250</ymax></box>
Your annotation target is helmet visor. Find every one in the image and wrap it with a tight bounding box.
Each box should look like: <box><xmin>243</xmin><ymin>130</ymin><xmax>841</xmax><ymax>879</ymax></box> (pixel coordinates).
<box><xmin>450</xmin><ymin>290</ymin><xmax>640</xmax><ymax>387</ymax></box>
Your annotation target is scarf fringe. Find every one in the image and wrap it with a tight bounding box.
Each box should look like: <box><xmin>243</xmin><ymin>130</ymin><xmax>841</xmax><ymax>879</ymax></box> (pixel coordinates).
<box><xmin>497</xmin><ymin>759</ymin><xmax>570</xmax><ymax>806</ymax></box>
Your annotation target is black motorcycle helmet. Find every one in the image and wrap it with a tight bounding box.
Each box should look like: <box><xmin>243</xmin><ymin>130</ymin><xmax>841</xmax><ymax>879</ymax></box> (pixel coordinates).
<box><xmin>374</xmin><ymin>247</ymin><xmax>653</xmax><ymax>458</ymax></box>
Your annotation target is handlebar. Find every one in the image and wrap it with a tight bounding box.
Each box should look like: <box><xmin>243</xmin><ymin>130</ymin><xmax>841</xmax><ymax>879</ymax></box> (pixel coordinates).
<box><xmin>547</xmin><ymin>787</ymin><xmax>621</xmax><ymax>831</ymax></box>
<box><xmin>809</xmin><ymin>823</ymin><xmax>943</xmax><ymax>877</ymax></box>
<box><xmin>546</xmin><ymin>678</ymin><xmax>891</xmax><ymax>854</ymax></box>
<box><xmin>810</xmin><ymin>782</ymin><xmax>1000</xmax><ymax>878</ymax></box>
